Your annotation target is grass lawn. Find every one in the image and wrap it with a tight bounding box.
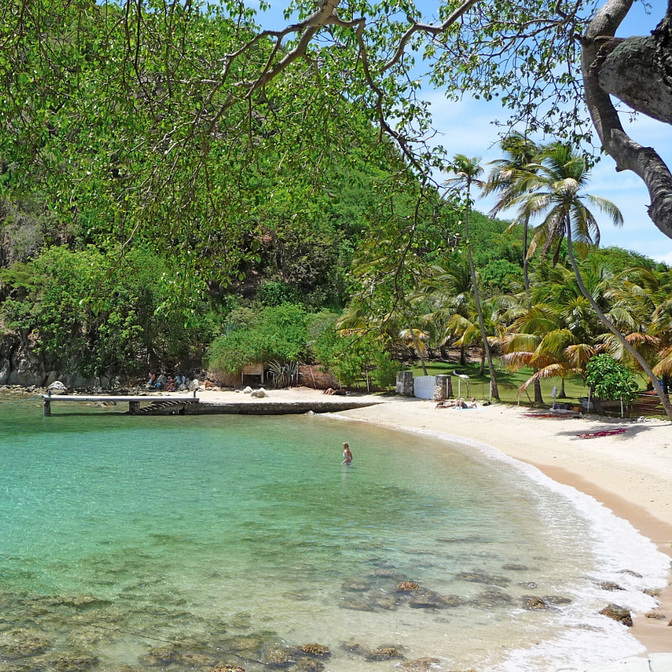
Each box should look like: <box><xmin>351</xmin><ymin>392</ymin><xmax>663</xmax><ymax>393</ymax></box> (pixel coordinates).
<box><xmin>409</xmin><ymin>360</ymin><xmax>590</xmax><ymax>406</ymax></box>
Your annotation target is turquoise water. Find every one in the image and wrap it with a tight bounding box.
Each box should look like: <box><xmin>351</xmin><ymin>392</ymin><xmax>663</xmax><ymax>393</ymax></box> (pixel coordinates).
<box><xmin>0</xmin><ymin>396</ymin><xmax>665</xmax><ymax>671</ymax></box>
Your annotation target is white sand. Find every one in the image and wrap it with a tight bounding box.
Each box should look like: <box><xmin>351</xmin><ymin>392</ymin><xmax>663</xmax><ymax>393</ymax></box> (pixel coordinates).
<box><xmin>196</xmin><ymin>388</ymin><xmax>672</xmax><ymax>653</ymax></box>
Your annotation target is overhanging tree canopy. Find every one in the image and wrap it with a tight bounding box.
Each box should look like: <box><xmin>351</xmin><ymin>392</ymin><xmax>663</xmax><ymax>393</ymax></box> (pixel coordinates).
<box><xmin>2</xmin><ymin>0</ymin><xmax>670</xmax><ymax>245</ymax></box>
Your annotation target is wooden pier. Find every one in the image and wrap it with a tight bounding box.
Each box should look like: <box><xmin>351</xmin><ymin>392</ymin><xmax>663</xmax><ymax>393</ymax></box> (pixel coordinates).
<box><xmin>41</xmin><ymin>393</ymin><xmax>198</xmax><ymax>416</ymax></box>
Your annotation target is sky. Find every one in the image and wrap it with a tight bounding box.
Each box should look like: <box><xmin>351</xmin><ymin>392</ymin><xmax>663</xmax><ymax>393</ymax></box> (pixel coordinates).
<box><xmin>423</xmin><ymin>1</ymin><xmax>672</xmax><ymax>264</ymax></box>
<box><xmin>250</xmin><ymin>0</ymin><xmax>672</xmax><ymax>263</ymax></box>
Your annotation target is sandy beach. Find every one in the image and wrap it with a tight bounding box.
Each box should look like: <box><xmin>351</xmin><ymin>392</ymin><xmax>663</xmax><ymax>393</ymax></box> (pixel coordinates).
<box><xmin>196</xmin><ymin>387</ymin><xmax>672</xmax><ymax>657</ymax></box>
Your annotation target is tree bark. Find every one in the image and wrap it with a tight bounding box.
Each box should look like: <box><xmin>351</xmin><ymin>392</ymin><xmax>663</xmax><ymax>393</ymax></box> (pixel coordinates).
<box><xmin>464</xmin><ymin>183</ymin><xmax>499</xmax><ymax>399</ymax></box>
<box><xmin>582</xmin><ymin>0</ymin><xmax>672</xmax><ymax>241</ymax></box>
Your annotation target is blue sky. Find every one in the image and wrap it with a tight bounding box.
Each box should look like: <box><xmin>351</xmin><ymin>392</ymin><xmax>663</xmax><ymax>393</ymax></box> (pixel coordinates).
<box><xmin>424</xmin><ymin>1</ymin><xmax>672</xmax><ymax>264</ymax></box>
<box><xmin>250</xmin><ymin>0</ymin><xmax>672</xmax><ymax>263</ymax></box>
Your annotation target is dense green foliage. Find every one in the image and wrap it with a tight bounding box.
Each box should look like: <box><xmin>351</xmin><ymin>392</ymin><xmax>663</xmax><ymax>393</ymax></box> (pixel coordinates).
<box><xmin>585</xmin><ymin>354</ymin><xmax>640</xmax><ymax>402</ymax></box>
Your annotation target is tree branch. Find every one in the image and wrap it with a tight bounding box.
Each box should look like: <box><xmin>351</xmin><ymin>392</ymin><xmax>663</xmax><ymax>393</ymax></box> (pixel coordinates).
<box><xmin>581</xmin><ymin>0</ymin><xmax>672</xmax><ymax>240</ymax></box>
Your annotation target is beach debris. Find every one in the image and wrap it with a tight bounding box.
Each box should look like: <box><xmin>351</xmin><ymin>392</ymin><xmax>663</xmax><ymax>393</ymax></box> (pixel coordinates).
<box><xmin>599</xmin><ymin>581</ymin><xmax>624</xmax><ymax>591</ymax></box>
<box><xmin>399</xmin><ymin>657</ymin><xmax>441</xmax><ymax>671</ymax></box>
<box><xmin>298</xmin><ymin>644</ymin><xmax>330</xmax><ymax>657</ymax></box>
<box><xmin>577</xmin><ymin>428</ymin><xmax>628</xmax><ymax>439</ymax></box>
<box><xmin>0</xmin><ymin>629</ymin><xmax>52</xmax><ymax>659</ymax></box>
<box><xmin>599</xmin><ymin>603</ymin><xmax>633</xmax><ymax>627</ymax></box>
<box><xmin>365</xmin><ymin>647</ymin><xmax>405</xmax><ymax>662</ymax></box>
<box><xmin>397</xmin><ymin>581</ymin><xmax>421</xmax><ymax>591</ymax></box>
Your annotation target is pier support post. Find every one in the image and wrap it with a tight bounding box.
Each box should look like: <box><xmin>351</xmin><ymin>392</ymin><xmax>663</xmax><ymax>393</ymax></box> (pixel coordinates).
<box><xmin>43</xmin><ymin>399</ymin><xmax>51</xmax><ymax>417</ymax></box>
<box><xmin>433</xmin><ymin>375</ymin><xmax>449</xmax><ymax>401</ymax></box>
<box><xmin>395</xmin><ymin>371</ymin><xmax>414</xmax><ymax>397</ymax></box>
<box><xmin>129</xmin><ymin>401</ymin><xmax>140</xmax><ymax>414</ymax></box>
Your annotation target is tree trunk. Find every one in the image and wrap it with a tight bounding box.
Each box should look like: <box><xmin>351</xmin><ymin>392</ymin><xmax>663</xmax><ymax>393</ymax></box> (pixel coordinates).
<box><xmin>533</xmin><ymin>374</ymin><xmax>544</xmax><ymax>405</ymax></box>
<box><xmin>523</xmin><ymin>217</ymin><xmax>530</xmax><ymax>297</ymax></box>
<box><xmin>559</xmin><ymin>377</ymin><xmax>567</xmax><ymax>398</ymax></box>
<box><xmin>460</xmin><ymin>344</ymin><xmax>466</xmax><ymax>366</ymax></box>
<box><xmin>409</xmin><ymin>324</ymin><xmax>428</xmax><ymax>376</ymax></box>
<box><xmin>565</xmin><ymin>217</ymin><xmax>672</xmax><ymax>422</ymax></box>
<box><xmin>582</xmin><ymin>0</ymin><xmax>672</xmax><ymax>241</ymax></box>
<box><xmin>464</xmin><ymin>191</ymin><xmax>499</xmax><ymax>399</ymax></box>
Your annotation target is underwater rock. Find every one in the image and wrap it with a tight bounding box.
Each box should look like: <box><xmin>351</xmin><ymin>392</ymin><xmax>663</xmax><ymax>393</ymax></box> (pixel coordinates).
<box><xmin>472</xmin><ymin>590</ymin><xmax>513</xmax><ymax>609</ymax></box>
<box><xmin>0</xmin><ymin>629</ymin><xmax>52</xmax><ymax>658</ymax></box>
<box><xmin>340</xmin><ymin>639</ymin><xmax>371</xmax><ymax>657</ymax></box>
<box><xmin>368</xmin><ymin>593</ymin><xmax>399</xmax><ymax>610</ymax></box>
<box><xmin>48</xmin><ymin>595</ymin><xmax>112</xmax><ymax>610</ymax></box>
<box><xmin>397</xmin><ymin>582</ymin><xmax>420</xmax><ymax>592</ymax></box>
<box><xmin>645</xmin><ymin>612</ymin><xmax>667</xmax><ymax>620</ymax></box>
<box><xmin>543</xmin><ymin>595</ymin><xmax>573</xmax><ymax>605</ymax></box>
<box><xmin>599</xmin><ymin>604</ymin><xmax>633</xmax><ymax>627</ymax></box>
<box><xmin>294</xmin><ymin>658</ymin><xmax>324</xmax><ymax>672</ymax></box>
<box><xmin>342</xmin><ymin>579</ymin><xmax>371</xmax><ymax>592</ymax></box>
<box><xmin>51</xmin><ymin>654</ymin><xmax>100</xmax><ymax>672</ymax></box>
<box><xmin>502</xmin><ymin>564</ymin><xmax>529</xmax><ymax>571</ymax></box>
<box><xmin>439</xmin><ymin>595</ymin><xmax>465</xmax><ymax>608</ymax></box>
<box><xmin>261</xmin><ymin>646</ymin><xmax>294</xmax><ymax>668</ymax></box>
<box><xmin>408</xmin><ymin>590</ymin><xmax>449</xmax><ymax>610</ymax></box>
<box><xmin>180</xmin><ymin>652</ymin><xmax>218</xmax><ymax>669</ymax></box>
<box><xmin>399</xmin><ymin>658</ymin><xmax>441</xmax><ymax>671</ymax></box>
<box><xmin>644</xmin><ymin>588</ymin><xmax>662</xmax><ymax>597</ymax></box>
<box><xmin>518</xmin><ymin>582</ymin><xmax>537</xmax><ymax>590</ymax></box>
<box><xmin>297</xmin><ymin>644</ymin><xmax>330</xmax><ymax>657</ymax></box>
<box><xmin>619</xmin><ymin>569</ymin><xmax>643</xmax><ymax>578</ymax></box>
<box><xmin>140</xmin><ymin>647</ymin><xmax>183</xmax><ymax>666</ymax></box>
<box><xmin>368</xmin><ymin>569</ymin><xmax>405</xmax><ymax>580</ymax></box>
<box><xmin>225</xmin><ymin>635</ymin><xmax>266</xmax><ymax>657</ymax></box>
<box><xmin>210</xmin><ymin>666</ymin><xmax>246</xmax><ymax>672</ymax></box>
<box><xmin>365</xmin><ymin>647</ymin><xmax>405</xmax><ymax>662</ymax></box>
<box><xmin>599</xmin><ymin>581</ymin><xmax>624</xmax><ymax>591</ymax></box>
<box><xmin>340</xmin><ymin>599</ymin><xmax>376</xmax><ymax>612</ymax></box>
<box><xmin>521</xmin><ymin>596</ymin><xmax>548</xmax><ymax>610</ymax></box>
<box><xmin>456</xmin><ymin>572</ymin><xmax>510</xmax><ymax>587</ymax></box>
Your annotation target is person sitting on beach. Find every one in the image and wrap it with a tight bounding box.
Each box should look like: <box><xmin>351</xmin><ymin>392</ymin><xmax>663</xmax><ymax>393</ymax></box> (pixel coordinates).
<box><xmin>436</xmin><ymin>398</ymin><xmax>458</xmax><ymax>409</ymax></box>
<box><xmin>341</xmin><ymin>442</ymin><xmax>353</xmax><ymax>465</ymax></box>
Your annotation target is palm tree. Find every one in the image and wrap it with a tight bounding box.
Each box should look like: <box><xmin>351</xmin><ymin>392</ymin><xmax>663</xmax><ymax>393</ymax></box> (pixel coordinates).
<box><xmin>445</xmin><ymin>155</ymin><xmax>499</xmax><ymax>400</ymax></box>
<box><xmin>484</xmin><ymin>132</ymin><xmax>539</xmax><ymax>295</ymax></box>
<box><xmin>506</xmin><ymin>142</ymin><xmax>672</xmax><ymax>421</ymax></box>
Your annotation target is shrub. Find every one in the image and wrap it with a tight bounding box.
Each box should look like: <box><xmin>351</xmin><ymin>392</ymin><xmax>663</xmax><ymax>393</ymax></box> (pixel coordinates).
<box><xmin>585</xmin><ymin>354</ymin><xmax>640</xmax><ymax>402</ymax></box>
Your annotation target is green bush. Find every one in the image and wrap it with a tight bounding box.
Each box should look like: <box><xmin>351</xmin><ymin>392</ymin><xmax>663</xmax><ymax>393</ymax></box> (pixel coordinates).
<box><xmin>585</xmin><ymin>354</ymin><xmax>639</xmax><ymax>402</ymax></box>
<box><xmin>313</xmin><ymin>327</ymin><xmax>400</xmax><ymax>390</ymax></box>
<box><xmin>206</xmin><ymin>303</ymin><xmax>309</xmax><ymax>374</ymax></box>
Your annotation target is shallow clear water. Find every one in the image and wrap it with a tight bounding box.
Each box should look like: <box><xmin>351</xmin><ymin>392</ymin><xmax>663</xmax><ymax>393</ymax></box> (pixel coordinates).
<box><xmin>0</xmin><ymin>396</ymin><xmax>666</xmax><ymax>671</ymax></box>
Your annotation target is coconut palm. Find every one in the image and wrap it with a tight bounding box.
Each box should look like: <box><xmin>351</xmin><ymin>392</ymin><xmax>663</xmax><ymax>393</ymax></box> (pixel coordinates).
<box><xmin>445</xmin><ymin>155</ymin><xmax>499</xmax><ymax>399</ymax></box>
<box><xmin>505</xmin><ymin>142</ymin><xmax>672</xmax><ymax>421</ymax></box>
<box><xmin>484</xmin><ymin>132</ymin><xmax>540</xmax><ymax>295</ymax></box>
